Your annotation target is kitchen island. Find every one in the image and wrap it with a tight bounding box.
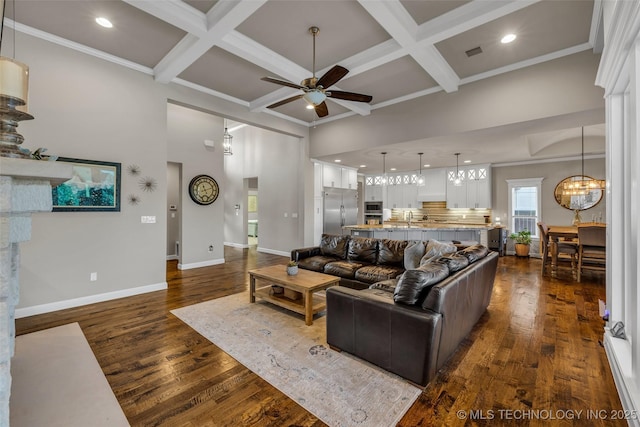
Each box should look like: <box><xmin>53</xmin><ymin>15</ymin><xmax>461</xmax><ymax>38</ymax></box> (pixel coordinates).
<box><xmin>344</xmin><ymin>222</ymin><xmax>495</xmax><ymax>246</ymax></box>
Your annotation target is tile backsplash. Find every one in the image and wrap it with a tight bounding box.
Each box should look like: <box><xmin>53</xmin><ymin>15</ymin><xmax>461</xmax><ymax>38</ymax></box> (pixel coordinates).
<box><xmin>390</xmin><ymin>201</ymin><xmax>492</xmax><ymax>225</ymax></box>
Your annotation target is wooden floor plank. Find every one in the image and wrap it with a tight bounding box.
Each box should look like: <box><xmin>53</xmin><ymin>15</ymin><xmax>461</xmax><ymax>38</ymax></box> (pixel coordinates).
<box><xmin>15</xmin><ymin>248</ymin><xmax>623</xmax><ymax>426</ymax></box>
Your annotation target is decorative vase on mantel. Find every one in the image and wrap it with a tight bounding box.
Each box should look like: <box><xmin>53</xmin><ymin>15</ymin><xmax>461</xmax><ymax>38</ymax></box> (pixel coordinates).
<box><xmin>572</xmin><ymin>209</ymin><xmax>582</xmax><ymax>226</ymax></box>
<box><xmin>287</xmin><ymin>262</ymin><xmax>298</xmax><ymax>276</ymax></box>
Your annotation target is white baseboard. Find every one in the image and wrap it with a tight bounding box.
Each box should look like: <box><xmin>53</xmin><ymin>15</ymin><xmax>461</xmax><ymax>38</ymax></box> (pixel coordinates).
<box><xmin>166</xmin><ymin>254</ymin><xmax>178</xmax><ymax>261</ymax></box>
<box><xmin>178</xmin><ymin>258</ymin><xmax>225</xmax><ymax>270</ymax></box>
<box><xmin>15</xmin><ymin>282</ymin><xmax>168</xmax><ymax>319</ymax></box>
<box><xmin>257</xmin><ymin>247</ymin><xmax>290</xmax><ymax>257</ymax></box>
<box><xmin>604</xmin><ymin>331</ymin><xmax>640</xmax><ymax>427</ymax></box>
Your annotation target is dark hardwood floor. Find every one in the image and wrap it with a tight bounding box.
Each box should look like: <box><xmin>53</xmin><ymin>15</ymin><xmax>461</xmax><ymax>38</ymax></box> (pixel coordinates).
<box><xmin>16</xmin><ymin>247</ymin><xmax>623</xmax><ymax>426</ymax></box>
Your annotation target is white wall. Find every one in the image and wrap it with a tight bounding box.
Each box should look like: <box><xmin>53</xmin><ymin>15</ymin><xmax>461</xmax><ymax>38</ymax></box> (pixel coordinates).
<box><xmin>309</xmin><ymin>51</ymin><xmax>604</xmax><ymax>157</ymax></box>
<box><xmin>15</xmin><ymin>33</ymin><xmax>168</xmax><ymax>312</ymax></box>
<box><xmin>224</xmin><ymin>126</ymin><xmax>304</xmax><ymax>255</ymax></box>
<box><xmin>492</xmin><ymin>157</ymin><xmax>606</xmax><ymax>227</ymax></box>
<box><xmin>167</xmin><ymin>104</ymin><xmax>225</xmax><ymax>268</ymax></box>
<box><xmin>10</xmin><ymin>30</ymin><xmax>311</xmax><ymax>314</ymax></box>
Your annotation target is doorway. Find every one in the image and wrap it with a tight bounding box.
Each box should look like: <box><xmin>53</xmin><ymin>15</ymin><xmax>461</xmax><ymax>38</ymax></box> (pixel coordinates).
<box><xmin>166</xmin><ymin>162</ymin><xmax>182</xmax><ymax>269</ymax></box>
<box><xmin>247</xmin><ymin>177</ymin><xmax>258</xmax><ymax>247</ymax></box>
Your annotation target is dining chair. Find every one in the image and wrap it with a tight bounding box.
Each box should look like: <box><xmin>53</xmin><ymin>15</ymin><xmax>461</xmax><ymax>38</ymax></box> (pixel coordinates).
<box><xmin>537</xmin><ymin>222</ymin><xmax>578</xmax><ymax>277</ymax></box>
<box><xmin>577</xmin><ymin>224</ymin><xmax>606</xmax><ymax>282</ymax></box>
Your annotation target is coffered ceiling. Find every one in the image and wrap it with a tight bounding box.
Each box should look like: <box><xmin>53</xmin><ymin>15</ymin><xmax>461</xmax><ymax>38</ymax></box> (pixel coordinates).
<box><xmin>2</xmin><ymin>0</ymin><xmax>605</xmax><ymax>171</ymax></box>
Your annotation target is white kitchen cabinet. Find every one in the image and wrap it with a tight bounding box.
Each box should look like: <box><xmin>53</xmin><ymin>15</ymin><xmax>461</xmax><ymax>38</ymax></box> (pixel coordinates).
<box><xmin>446</xmin><ymin>169</ymin><xmax>467</xmax><ymax>209</ymax></box>
<box><xmin>446</xmin><ymin>164</ymin><xmax>491</xmax><ymax>208</ymax></box>
<box><xmin>322</xmin><ymin>164</ymin><xmax>341</xmax><ymax>188</ymax></box>
<box><xmin>314</xmin><ymin>163</ymin><xmax>323</xmax><ymax>197</ymax></box>
<box><xmin>406</xmin><ymin>230</ymin><xmax>423</xmax><ymax>241</ymax></box>
<box><xmin>417</xmin><ymin>168</ymin><xmax>446</xmax><ymax>201</ymax></box>
<box><xmin>386</xmin><ymin>184</ymin><xmax>419</xmax><ymax>209</ymax></box>
<box><xmin>422</xmin><ymin>230</ymin><xmax>441</xmax><ymax>241</ymax></box>
<box><xmin>321</xmin><ymin>164</ymin><xmax>358</xmax><ymax>190</ymax></box>
<box><xmin>365</xmin><ymin>185</ymin><xmax>383</xmax><ymax>202</ymax></box>
<box><xmin>386</xmin><ymin>185</ymin><xmax>403</xmax><ymax>209</ymax></box>
<box><xmin>342</xmin><ymin>168</ymin><xmax>358</xmax><ymax>190</ymax></box>
<box><xmin>466</xmin><ymin>165</ymin><xmax>491</xmax><ymax>208</ymax></box>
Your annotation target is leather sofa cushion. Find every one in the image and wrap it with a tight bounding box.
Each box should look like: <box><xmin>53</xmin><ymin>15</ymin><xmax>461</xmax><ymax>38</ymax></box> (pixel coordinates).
<box><xmin>404</xmin><ymin>241</ymin><xmax>426</xmax><ymax>270</ymax></box>
<box><xmin>347</xmin><ymin>237</ymin><xmax>378</xmax><ymax>264</ymax></box>
<box><xmin>320</xmin><ymin>234</ymin><xmax>350</xmax><ymax>259</ymax></box>
<box><xmin>369</xmin><ymin>279</ymin><xmax>398</xmax><ymax>293</ymax></box>
<box><xmin>324</xmin><ymin>260</ymin><xmax>366</xmax><ymax>279</ymax></box>
<box><xmin>378</xmin><ymin>239</ymin><xmax>408</xmax><ymax>266</ymax></box>
<box><xmin>458</xmin><ymin>244</ymin><xmax>489</xmax><ymax>264</ymax></box>
<box><xmin>427</xmin><ymin>252</ymin><xmax>470</xmax><ymax>273</ymax></box>
<box><xmin>394</xmin><ymin>263</ymin><xmax>450</xmax><ymax>306</ymax></box>
<box><xmin>359</xmin><ymin>288</ymin><xmax>395</xmax><ymax>301</ymax></box>
<box><xmin>420</xmin><ymin>240</ymin><xmax>457</xmax><ymax>265</ymax></box>
<box><xmin>355</xmin><ymin>265</ymin><xmax>405</xmax><ymax>284</ymax></box>
<box><xmin>298</xmin><ymin>255</ymin><xmax>340</xmax><ymax>272</ymax></box>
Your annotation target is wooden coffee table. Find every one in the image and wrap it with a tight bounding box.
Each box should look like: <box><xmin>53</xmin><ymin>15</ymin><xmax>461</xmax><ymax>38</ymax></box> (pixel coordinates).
<box><xmin>249</xmin><ymin>265</ymin><xmax>340</xmax><ymax>325</ymax></box>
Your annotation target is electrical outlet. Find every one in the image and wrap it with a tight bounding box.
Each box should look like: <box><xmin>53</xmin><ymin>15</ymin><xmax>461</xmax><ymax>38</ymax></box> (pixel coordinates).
<box><xmin>90</xmin><ymin>272</ymin><xmax>97</xmax><ymax>281</ymax></box>
<box><xmin>208</xmin><ymin>245</ymin><xmax>214</xmax><ymax>252</ymax></box>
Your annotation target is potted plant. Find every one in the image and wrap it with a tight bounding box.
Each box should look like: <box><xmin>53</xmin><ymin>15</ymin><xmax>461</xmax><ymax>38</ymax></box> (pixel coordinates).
<box><xmin>286</xmin><ymin>260</ymin><xmax>299</xmax><ymax>276</ymax></box>
<box><xmin>509</xmin><ymin>230</ymin><xmax>532</xmax><ymax>257</ymax></box>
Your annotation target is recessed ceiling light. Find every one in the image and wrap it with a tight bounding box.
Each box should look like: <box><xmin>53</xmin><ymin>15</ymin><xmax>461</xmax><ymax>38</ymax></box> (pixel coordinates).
<box><xmin>334</xmin><ymin>159</ymin><xmax>341</xmax><ymax>163</ymax></box>
<box><xmin>390</xmin><ymin>168</ymin><xmax>396</xmax><ymax>171</ymax></box>
<box><xmin>424</xmin><ymin>164</ymin><xmax>430</xmax><ymax>168</ymax></box>
<box><xmin>96</xmin><ymin>17</ymin><xmax>113</xmax><ymax>28</ymax></box>
<box><xmin>464</xmin><ymin>160</ymin><xmax>471</xmax><ymax>163</ymax></box>
<box><xmin>359</xmin><ymin>165</ymin><xmax>366</xmax><ymax>168</ymax></box>
<box><xmin>501</xmin><ymin>33</ymin><xmax>516</xmax><ymax>44</ymax></box>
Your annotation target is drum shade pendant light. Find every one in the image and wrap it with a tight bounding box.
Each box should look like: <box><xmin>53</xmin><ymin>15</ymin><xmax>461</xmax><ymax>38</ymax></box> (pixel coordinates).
<box><xmin>416</xmin><ymin>153</ymin><xmax>425</xmax><ymax>187</ymax></box>
<box><xmin>561</xmin><ymin>127</ymin><xmax>605</xmax><ymax>196</ymax></box>
<box><xmin>453</xmin><ymin>153</ymin><xmax>462</xmax><ymax>186</ymax></box>
<box><xmin>0</xmin><ymin>0</ymin><xmax>35</xmax><ymax>158</ymax></box>
<box><xmin>222</xmin><ymin>119</ymin><xmax>233</xmax><ymax>155</ymax></box>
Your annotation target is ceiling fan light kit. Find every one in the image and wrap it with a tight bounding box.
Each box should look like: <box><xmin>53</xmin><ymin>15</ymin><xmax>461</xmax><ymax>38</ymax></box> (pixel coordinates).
<box><xmin>260</xmin><ymin>26</ymin><xmax>372</xmax><ymax>118</ymax></box>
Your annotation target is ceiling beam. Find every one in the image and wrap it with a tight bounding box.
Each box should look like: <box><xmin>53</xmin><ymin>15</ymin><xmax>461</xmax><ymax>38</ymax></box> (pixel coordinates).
<box><xmin>357</xmin><ymin>0</ymin><xmax>460</xmax><ymax>92</ymax></box>
<box><xmin>416</xmin><ymin>0</ymin><xmax>540</xmax><ymax>44</ymax></box>
<box><xmin>149</xmin><ymin>0</ymin><xmax>267</xmax><ymax>83</ymax></box>
<box><xmin>123</xmin><ymin>0</ymin><xmax>208</xmax><ymax>37</ymax></box>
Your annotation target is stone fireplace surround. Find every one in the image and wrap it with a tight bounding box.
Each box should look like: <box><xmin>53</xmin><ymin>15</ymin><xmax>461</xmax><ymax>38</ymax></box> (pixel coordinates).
<box><xmin>0</xmin><ymin>157</ymin><xmax>72</xmax><ymax>427</ymax></box>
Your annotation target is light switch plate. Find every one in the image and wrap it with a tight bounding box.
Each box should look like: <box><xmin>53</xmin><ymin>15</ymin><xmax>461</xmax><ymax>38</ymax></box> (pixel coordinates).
<box><xmin>141</xmin><ymin>216</ymin><xmax>156</xmax><ymax>223</ymax></box>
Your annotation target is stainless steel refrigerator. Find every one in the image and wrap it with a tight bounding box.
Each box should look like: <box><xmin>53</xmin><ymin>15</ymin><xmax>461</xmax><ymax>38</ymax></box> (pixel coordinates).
<box><xmin>323</xmin><ymin>188</ymin><xmax>358</xmax><ymax>235</ymax></box>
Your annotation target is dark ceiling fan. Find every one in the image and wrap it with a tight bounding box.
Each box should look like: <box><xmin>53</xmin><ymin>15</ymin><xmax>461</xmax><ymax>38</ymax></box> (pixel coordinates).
<box><xmin>261</xmin><ymin>26</ymin><xmax>373</xmax><ymax>118</ymax></box>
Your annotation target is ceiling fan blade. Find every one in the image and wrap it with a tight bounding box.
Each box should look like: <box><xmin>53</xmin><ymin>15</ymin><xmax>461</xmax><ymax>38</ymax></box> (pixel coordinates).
<box><xmin>267</xmin><ymin>94</ymin><xmax>304</xmax><ymax>109</ymax></box>
<box><xmin>315</xmin><ymin>101</ymin><xmax>329</xmax><ymax>117</ymax></box>
<box><xmin>316</xmin><ymin>65</ymin><xmax>349</xmax><ymax>89</ymax></box>
<box><xmin>261</xmin><ymin>77</ymin><xmax>306</xmax><ymax>90</ymax></box>
<box><xmin>327</xmin><ymin>90</ymin><xmax>373</xmax><ymax>103</ymax></box>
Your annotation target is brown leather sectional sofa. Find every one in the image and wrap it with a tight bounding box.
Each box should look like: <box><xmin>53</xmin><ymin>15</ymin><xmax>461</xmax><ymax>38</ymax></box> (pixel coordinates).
<box><xmin>291</xmin><ymin>234</ymin><xmax>499</xmax><ymax>386</ymax></box>
<box><xmin>291</xmin><ymin>234</ymin><xmax>409</xmax><ymax>290</ymax></box>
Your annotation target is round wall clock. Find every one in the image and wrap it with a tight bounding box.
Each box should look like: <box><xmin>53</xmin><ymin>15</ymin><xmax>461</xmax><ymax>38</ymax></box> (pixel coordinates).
<box><xmin>188</xmin><ymin>174</ymin><xmax>219</xmax><ymax>205</ymax></box>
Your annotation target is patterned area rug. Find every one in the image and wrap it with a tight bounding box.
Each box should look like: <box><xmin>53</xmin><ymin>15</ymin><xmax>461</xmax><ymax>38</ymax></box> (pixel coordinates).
<box><xmin>171</xmin><ymin>292</ymin><xmax>421</xmax><ymax>427</ymax></box>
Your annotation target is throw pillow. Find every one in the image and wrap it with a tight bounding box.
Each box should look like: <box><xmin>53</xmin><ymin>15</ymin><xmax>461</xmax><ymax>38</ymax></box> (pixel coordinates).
<box><xmin>420</xmin><ymin>239</ymin><xmax>457</xmax><ymax>266</ymax></box>
<box><xmin>393</xmin><ymin>262</ymin><xmax>450</xmax><ymax>305</ymax></box>
<box><xmin>319</xmin><ymin>234</ymin><xmax>350</xmax><ymax>258</ymax></box>
<box><xmin>426</xmin><ymin>252</ymin><xmax>470</xmax><ymax>273</ymax></box>
<box><xmin>458</xmin><ymin>244</ymin><xmax>489</xmax><ymax>264</ymax></box>
<box><xmin>404</xmin><ymin>240</ymin><xmax>426</xmax><ymax>270</ymax></box>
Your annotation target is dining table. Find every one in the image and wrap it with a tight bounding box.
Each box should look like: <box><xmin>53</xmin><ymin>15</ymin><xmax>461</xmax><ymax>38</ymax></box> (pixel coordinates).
<box><xmin>546</xmin><ymin>225</ymin><xmax>579</xmax><ymax>276</ymax></box>
<box><xmin>546</xmin><ymin>222</ymin><xmax>606</xmax><ymax>276</ymax></box>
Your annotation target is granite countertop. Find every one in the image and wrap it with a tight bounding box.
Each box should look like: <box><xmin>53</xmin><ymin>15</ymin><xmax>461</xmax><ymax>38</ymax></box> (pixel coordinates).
<box><xmin>344</xmin><ymin>222</ymin><xmax>497</xmax><ymax>230</ymax></box>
